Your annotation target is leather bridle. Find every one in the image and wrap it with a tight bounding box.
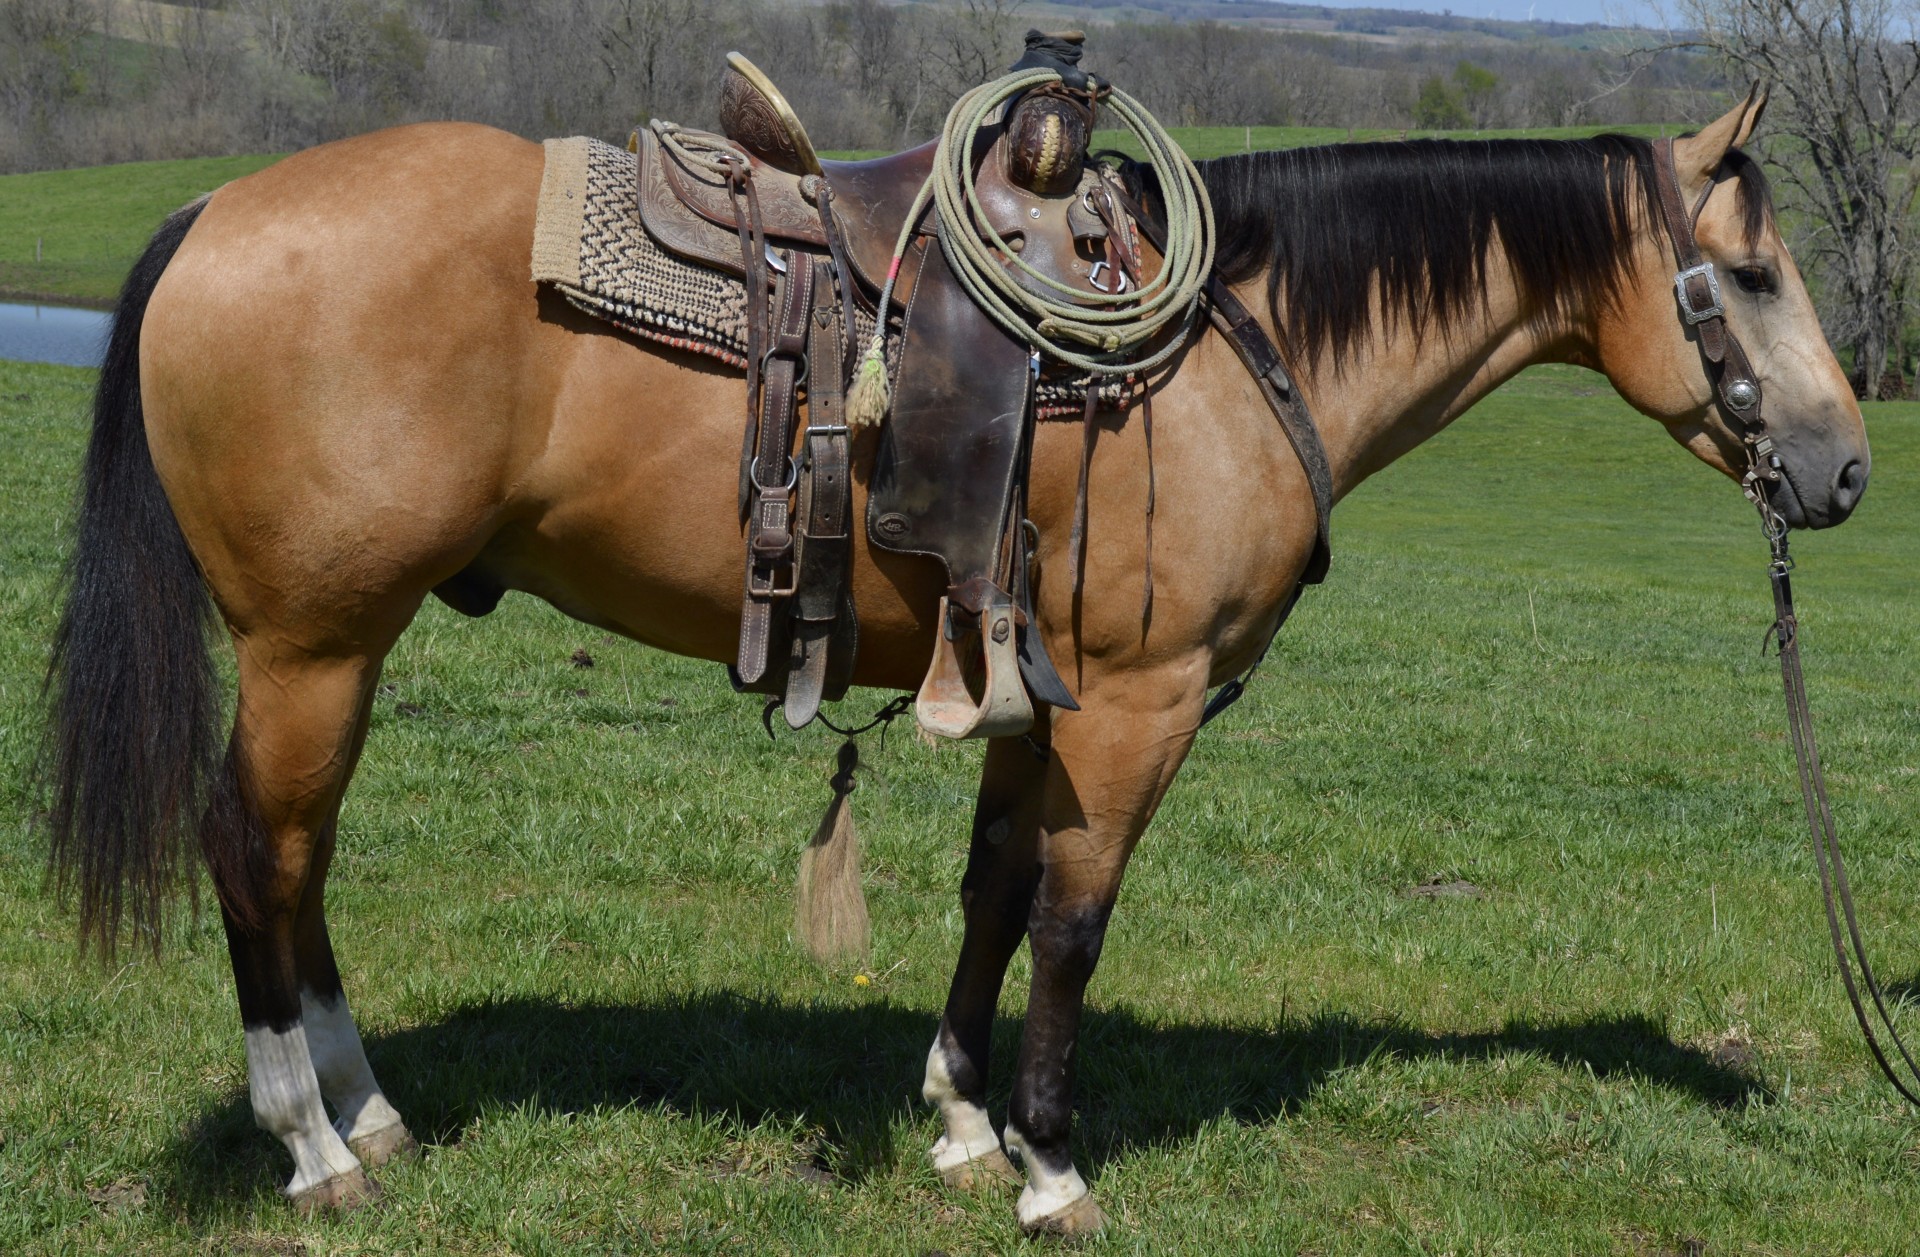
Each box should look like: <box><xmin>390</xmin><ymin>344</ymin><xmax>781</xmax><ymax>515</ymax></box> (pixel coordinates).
<box><xmin>1652</xmin><ymin>137</ymin><xmax>1920</xmax><ymax>1106</ymax></box>
<box><xmin>1650</xmin><ymin>137</ymin><xmax>1781</xmax><ymax>514</ymax></box>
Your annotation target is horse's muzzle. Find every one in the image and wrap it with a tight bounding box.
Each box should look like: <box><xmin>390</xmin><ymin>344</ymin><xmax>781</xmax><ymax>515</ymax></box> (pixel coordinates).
<box><xmin>1770</xmin><ymin>448</ymin><xmax>1870</xmax><ymax>530</ymax></box>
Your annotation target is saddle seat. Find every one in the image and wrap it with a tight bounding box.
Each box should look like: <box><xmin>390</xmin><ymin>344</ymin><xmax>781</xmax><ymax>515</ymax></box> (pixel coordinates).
<box><xmin>636</xmin><ymin>54</ymin><xmax>1141</xmax><ymax>310</ymax></box>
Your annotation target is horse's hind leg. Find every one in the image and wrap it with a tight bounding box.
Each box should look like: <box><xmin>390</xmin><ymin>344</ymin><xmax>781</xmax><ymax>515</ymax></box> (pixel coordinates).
<box><xmin>292</xmin><ymin>708</ymin><xmax>414</xmax><ymax>1168</ymax></box>
<box><xmin>214</xmin><ymin>639</ymin><xmax>408</xmax><ymax>1211</ymax></box>
<box><xmin>923</xmin><ymin>733</ymin><xmax>1047</xmax><ymax>1190</ymax></box>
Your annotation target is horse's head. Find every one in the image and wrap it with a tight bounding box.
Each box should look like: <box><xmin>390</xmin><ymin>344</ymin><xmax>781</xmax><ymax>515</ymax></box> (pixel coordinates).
<box><xmin>1598</xmin><ymin>88</ymin><xmax>1868</xmax><ymax>529</ymax></box>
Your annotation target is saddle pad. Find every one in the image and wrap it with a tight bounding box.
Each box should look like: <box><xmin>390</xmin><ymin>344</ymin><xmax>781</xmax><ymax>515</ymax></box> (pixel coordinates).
<box><xmin>534</xmin><ymin>136</ymin><xmax>759</xmax><ymax>368</ymax></box>
<box><xmin>531</xmin><ymin>136</ymin><xmax>1127</xmax><ymax>414</ymax></box>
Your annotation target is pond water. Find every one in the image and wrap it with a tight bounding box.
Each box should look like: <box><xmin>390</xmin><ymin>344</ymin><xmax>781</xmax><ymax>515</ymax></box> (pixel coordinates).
<box><xmin>0</xmin><ymin>301</ymin><xmax>111</xmax><ymax>368</ymax></box>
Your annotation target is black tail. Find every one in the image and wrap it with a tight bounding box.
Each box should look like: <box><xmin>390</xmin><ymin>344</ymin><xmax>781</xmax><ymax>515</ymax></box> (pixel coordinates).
<box><xmin>42</xmin><ymin>196</ymin><xmax>263</xmax><ymax>957</ymax></box>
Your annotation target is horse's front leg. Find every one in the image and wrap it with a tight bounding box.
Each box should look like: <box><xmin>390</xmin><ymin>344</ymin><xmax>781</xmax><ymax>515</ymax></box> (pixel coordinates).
<box><xmin>1006</xmin><ymin>670</ymin><xmax>1205</xmax><ymax>1234</ymax></box>
<box><xmin>923</xmin><ymin>731</ymin><xmax>1050</xmax><ymax>1190</ymax></box>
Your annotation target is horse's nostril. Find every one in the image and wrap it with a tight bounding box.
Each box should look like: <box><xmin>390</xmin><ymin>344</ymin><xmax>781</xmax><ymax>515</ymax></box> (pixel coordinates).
<box><xmin>1833</xmin><ymin>459</ymin><xmax>1868</xmax><ymax>513</ymax></box>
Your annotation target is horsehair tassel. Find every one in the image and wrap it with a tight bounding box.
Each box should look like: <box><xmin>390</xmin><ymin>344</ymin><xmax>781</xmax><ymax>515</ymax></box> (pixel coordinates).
<box><xmin>794</xmin><ymin>740</ymin><xmax>871</xmax><ymax>964</ymax></box>
<box><xmin>846</xmin><ymin>331</ymin><xmax>891</xmax><ymax>429</ymax></box>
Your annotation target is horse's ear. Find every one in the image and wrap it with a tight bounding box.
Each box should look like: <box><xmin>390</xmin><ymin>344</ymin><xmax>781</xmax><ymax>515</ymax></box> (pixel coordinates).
<box><xmin>1674</xmin><ymin>83</ymin><xmax>1768</xmax><ymax>195</ymax></box>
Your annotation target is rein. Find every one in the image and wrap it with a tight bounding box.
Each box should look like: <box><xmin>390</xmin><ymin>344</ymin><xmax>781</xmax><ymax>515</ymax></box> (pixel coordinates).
<box><xmin>1651</xmin><ymin>138</ymin><xmax>1920</xmax><ymax>1105</ymax></box>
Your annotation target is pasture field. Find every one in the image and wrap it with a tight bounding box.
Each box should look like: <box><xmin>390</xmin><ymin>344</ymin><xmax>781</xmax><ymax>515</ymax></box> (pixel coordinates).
<box><xmin>2</xmin><ymin>357</ymin><xmax>1918</xmax><ymax>1255</ymax></box>
<box><xmin>0</xmin><ymin>155</ymin><xmax>282</xmax><ymax>306</ymax></box>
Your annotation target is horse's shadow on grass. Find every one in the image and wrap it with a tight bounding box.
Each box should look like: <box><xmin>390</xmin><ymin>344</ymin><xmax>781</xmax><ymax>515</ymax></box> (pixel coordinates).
<box><xmin>158</xmin><ymin>993</ymin><xmax>1765</xmax><ymax>1212</ymax></box>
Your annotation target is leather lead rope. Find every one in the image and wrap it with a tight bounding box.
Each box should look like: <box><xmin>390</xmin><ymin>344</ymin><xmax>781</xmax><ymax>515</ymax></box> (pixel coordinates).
<box><xmin>1652</xmin><ymin>136</ymin><xmax>1920</xmax><ymax>1103</ymax></box>
<box><xmin>1768</xmin><ymin>525</ymin><xmax>1920</xmax><ymax>1105</ymax></box>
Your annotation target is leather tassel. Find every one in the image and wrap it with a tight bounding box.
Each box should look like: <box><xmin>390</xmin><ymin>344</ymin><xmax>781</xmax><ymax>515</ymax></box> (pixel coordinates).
<box><xmin>846</xmin><ymin>336</ymin><xmax>891</xmax><ymax>429</ymax></box>
<box><xmin>793</xmin><ymin>740</ymin><xmax>871</xmax><ymax>964</ymax></box>
<box><xmin>1141</xmin><ymin>386</ymin><xmax>1155</xmax><ymax>624</ymax></box>
<box><xmin>1066</xmin><ymin>385</ymin><xmax>1098</xmax><ymax>593</ymax></box>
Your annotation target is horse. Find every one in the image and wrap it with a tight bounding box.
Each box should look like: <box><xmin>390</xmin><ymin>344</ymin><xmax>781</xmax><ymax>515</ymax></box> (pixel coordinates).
<box><xmin>42</xmin><ymin>88</ymin><xmax>1866</xmax><ymax>1234</ymax></box>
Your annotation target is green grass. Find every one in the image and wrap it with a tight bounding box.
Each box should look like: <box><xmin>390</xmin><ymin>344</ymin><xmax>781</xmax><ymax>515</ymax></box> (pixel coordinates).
<box><xmin>2</xmin><ymin>359</ymin><xmax>1918</xmax><ymax>1252</ymax></box>
<box><xmin>0</xmin><ymin>155</ymin><xmax>282</xmax><ymax>306</ymax></box>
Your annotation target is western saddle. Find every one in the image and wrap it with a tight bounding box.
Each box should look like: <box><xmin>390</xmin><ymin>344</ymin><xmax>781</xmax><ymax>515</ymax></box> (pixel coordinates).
<box><xmin>632</xmin><ymin>33</ymin><xmax>1330</xmax><ymax>739</ymax></box>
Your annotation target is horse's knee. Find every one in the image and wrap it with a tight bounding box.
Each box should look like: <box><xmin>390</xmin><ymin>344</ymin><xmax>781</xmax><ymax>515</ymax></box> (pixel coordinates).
<box><xmin>1027</xmin><ymin>895</ymin><xmax>1113</xmax><ymax>979</ymax></box>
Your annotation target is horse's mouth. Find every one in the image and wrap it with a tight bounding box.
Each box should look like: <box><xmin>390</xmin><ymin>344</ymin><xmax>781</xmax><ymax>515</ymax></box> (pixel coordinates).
<box><xmin>1765</xmin><ymin>453</ymin><xmax>1868</xmax><ymax>530</ymax></box>
<box><xmin>1765</xmin><ymin>468</ymin><xmax>1812</xmax><ymax>530</ymax></box>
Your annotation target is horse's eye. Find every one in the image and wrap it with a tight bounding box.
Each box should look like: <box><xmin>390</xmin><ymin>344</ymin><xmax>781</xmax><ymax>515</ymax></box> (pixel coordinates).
<box><xmin>1731</xmin><ymin>266</ymin><xmax>1774</xmax><ymax>295</ymax></box>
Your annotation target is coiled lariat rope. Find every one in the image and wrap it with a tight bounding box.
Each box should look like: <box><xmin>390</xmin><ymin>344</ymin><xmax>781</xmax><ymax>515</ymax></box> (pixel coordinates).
<box><xmin>846</xmin><ymin>69</ymin><xmax>1216</xmax><ymax>425</ymax></box>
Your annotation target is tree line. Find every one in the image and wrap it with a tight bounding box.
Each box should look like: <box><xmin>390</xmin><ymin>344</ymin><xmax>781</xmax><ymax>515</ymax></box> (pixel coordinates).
<box><xmin>2</xmin><ymin>0</ymin><xmax>1711</xmax><ymax>173</ymax></box>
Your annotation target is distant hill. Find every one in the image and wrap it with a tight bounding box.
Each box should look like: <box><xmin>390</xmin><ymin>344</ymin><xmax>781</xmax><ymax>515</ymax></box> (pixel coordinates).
<box><xmin>1016</xmin><ymin>0</ymin><xmax>1648</xmax><ymax>44</ymax></box>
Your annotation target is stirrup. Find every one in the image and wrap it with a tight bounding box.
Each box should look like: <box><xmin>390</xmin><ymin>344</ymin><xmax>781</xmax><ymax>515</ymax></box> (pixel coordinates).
<box><xmin>916</xmin><ymin>595</ymin><xmax>1034</xmax><ymax>740</ymax></box>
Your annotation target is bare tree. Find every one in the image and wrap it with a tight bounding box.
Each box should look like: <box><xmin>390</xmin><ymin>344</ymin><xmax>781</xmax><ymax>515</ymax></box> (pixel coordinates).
<box><xmin>1673</xmin><ymin>0</ymin><xmax>1920</xmax><ymax>398</ymax></box>
<box><xmin>0</xmin><ymin>0</ymin><xmax>98</xmax><ymax>142</ymax></box>
<box><xmin>927</xmin><ymin>0</ymin><xmax>1025</xmax><ymax>98</ymax></box>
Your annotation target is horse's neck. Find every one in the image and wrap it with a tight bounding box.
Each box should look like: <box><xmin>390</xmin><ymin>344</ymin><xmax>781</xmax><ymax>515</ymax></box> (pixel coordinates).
<box><xmin>1277</xmin><ymin>264</ymin><xmax>1591</xmax><ymax>503</ymax></box>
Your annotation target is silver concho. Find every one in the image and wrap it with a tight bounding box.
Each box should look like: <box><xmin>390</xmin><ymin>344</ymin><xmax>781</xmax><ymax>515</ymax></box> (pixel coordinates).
<box><xmin>1725</xmin><ymin>379</ymin><xmax>1759</xmax><ymax>411</ymax></box>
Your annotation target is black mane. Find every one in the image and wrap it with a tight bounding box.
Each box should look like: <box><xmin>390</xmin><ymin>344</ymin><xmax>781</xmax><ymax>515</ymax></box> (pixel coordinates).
<box><xmin>1185</xmin><ymin>136</ymin><xmax>1772</xmax><ymax>371</ymax></box>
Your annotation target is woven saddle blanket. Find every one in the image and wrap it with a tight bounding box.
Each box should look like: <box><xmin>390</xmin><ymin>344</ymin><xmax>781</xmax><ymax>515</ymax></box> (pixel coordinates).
<box><xmin>530</xmin><ymin>135</ymin><xmax>1123</xmax><ymax>414</ymax></box>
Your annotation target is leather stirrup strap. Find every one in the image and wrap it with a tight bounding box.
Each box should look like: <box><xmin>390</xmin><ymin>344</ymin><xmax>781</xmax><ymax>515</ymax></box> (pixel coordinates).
<box><xmin>737</xmin><ymin>259</ymin><xmax>815</xmax><ymax>685</ymax></box>
<box><xmin>784</xmin><ymin>255</ymin><xmax>853</xmax><ymax>728</ymax></box>
<box><xmin>733</xmin><ymin>168</ymin><xmax>772</xmax><ymax>516</ymax></box>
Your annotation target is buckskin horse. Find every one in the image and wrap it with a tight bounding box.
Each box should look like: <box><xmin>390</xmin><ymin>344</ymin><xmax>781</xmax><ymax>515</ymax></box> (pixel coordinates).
<box><xmin>43</xmin><ymin>89</ymin><xmax>1866</xmax><ymax>1233</ymax></box>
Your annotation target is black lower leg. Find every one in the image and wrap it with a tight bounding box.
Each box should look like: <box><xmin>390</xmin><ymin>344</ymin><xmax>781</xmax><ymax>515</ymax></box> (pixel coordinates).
<box><xmin>291</xmin><ymin>823</ymin><xmax>344</xmax><ymax>1007</ymax></box>
<box><xmin>932</xmin><ymin>737</ymin><xmax>1047</xmax><ymax>1104</ymax></box>
<box><xmin>221</xmin><ymin>909</ymin><xmax>303</xmax><ymax>1033</ymax></box>
<box><xmin>1006</xmin><ymin>894</ymin><xmax>1113</xmax><ymax>1176</ymax></box>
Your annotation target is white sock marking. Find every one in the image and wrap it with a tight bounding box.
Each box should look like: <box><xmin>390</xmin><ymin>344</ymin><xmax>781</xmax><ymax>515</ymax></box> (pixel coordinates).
<box><xmin>301</xmin><ymin>991</ymin><xmax>405</xmax><ymax>1145</ymax></box>
<box><xmin>1003</xmin><ymin>1123</ymin><xmax>1090</xmax><ymax>1227</ymax></box>
<box><xmin>244</xmin><ymin>1022</ymin><xmax>362</xmax><ymax>1195</ymax></box>
<box><xmin>921</xmin><ymin>1039</ymin><xmax>1003</xmax><ymax>1171</ymax></box>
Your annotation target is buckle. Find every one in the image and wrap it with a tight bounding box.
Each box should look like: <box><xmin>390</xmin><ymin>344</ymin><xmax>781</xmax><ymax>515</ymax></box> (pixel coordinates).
<box><xmin>1673</xmin><ymin>262</ymin><xmax>1724</xmax><ymax>324</ymax></box>
<box><xmin>748</xmin><ymin>563</ymin><xmax>797</xmax><ymax>600</ymax></box>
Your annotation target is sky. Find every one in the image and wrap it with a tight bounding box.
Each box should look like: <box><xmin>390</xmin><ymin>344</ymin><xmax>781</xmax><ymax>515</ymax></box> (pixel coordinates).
<box><xmin>1282</xmin><ymin>0</ymin><xmax>1666</xmax><ymax>27</ymax></box>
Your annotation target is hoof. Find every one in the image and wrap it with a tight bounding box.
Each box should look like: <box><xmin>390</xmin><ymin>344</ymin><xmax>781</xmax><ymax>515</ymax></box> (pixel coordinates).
<box><xmin>1023</xmin><ymin>1193</ymin><xmax>1106</xmax><ymax>1240</ymax></box>
<box><xmin>937</xmin><ymin>1147</ymin><xmax>1021</xmax><ymax>1192</ymax></box>
<box><xmin>288</xmin><ymin>1168</ymin><xmax>381</xmax><ymax>1217</ymax></box>
<box><xmin>348</xmin><ymin>1123</ymin><xmax>419</xmax><ymax>1169</ymax></box>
